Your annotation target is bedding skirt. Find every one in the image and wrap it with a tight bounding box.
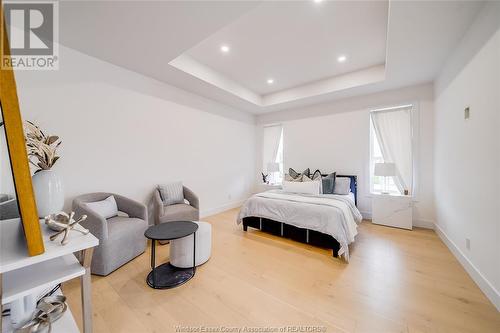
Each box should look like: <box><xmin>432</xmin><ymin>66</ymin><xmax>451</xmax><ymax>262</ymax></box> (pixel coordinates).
<box><xmin>242</xmin><ymin>216</ymin><xmax>341</xmax><ymax>257</ymax></box>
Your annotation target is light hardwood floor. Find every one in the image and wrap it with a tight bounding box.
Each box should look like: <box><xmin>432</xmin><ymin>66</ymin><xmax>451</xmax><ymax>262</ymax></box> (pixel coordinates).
<box><xmin>63</xmin><ymin>208</ymin><xmax>500</xmax><ymax>333</ymax></box>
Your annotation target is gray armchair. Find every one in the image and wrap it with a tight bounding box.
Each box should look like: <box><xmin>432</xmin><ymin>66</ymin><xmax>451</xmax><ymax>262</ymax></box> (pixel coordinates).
<box><xmin>73</xmin><ymin>192</ymin><xmax>148</xmax><ymax>276</ymax></box>
<box><xmin>0</xmin><ymin>194</ymin><xmax>19</xmax><ymax>220</ymax></box>
<box><xmin>153</xmin><ymin>186</ymin><xmax>199</xmax><ymax>225</ymax></box>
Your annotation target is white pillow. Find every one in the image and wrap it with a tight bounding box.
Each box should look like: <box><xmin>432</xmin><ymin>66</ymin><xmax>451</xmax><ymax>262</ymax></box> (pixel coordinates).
<box><xmin>334</xmin><ymin>177</ymin><xmax>351</xmax><ymax>195</ymax></box>
<box><xmin>85</xmin><ymin>195</ymin><xmax>118</xmax><ymax>219</ymax></box>
<box><xmin>282</xmin><ymin>180</ymin><xmax>321</xmax><ymax>195</ymax></box>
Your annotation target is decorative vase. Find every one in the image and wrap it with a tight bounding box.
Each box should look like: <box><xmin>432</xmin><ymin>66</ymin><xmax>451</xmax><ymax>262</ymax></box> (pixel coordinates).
<box><xmin>32</xmin><ymin>170</ymin><xmax>64</xmax><ymax>218</ymax></box>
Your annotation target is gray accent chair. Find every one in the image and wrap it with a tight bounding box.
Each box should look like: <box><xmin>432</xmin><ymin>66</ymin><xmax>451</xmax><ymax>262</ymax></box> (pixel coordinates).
<box><xmin>153</xmin><ymin>186</ymin><xmax>199</xmax><ymax>226</ymax></box>
<box><xmin>73</xmin><ymin>192</ymin><xmax>148</xmax><ymax>276</ymax></box>
<box><xmin>0</xmin><ymin>194</ymin><xmax>19</xmax><ymax>220</ymax></box>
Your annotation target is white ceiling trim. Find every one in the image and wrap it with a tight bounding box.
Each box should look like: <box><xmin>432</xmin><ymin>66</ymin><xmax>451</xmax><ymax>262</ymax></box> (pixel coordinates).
<box><xmin>169</xmin><ymin>55</ymin><xmax>262</xmax><ymax>105</ymax></box>
<box><xmin>262</xmin><ymin>64</ymin><xmax>386</xmax><ymax>106</ymax></box>
<box><xmin>169</xmin><ymin>56</ymin><xmax>386</xmax><ymax>107</ymax></box>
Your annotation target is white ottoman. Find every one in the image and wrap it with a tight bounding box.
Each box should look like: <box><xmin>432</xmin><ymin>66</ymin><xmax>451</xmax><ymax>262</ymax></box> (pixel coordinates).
<box><xmin>170</xmin><ymin>221</ymin><xmax>212</xmax><ymax>268</ymax></box>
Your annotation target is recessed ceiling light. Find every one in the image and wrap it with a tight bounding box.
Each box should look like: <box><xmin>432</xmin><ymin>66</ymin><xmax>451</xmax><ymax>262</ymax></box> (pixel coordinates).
<box><xmin>337</xmin><ymin>55</ymin><xmax>347</xmax><ymax>63</ymax></box>
<box><xmin>314</xmin><ymin>0</ymin><xmax>323</xmax><ymax>3</ymax></box>
<box><xmin>220</xmin><ymin>45</ymin><xmax>230</xmax><ymax>53</ymax></box>
<box><xmin>267</xmin><ymin>78</ymin><xmax>274</xmax><ymax>84</ymax></box>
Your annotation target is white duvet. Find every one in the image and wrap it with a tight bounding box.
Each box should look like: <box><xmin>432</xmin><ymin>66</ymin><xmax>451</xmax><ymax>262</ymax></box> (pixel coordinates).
<box><xmin>237</xmin><ymin>190</ymin><xmax>363</xmax><ymax>261</ymax></box>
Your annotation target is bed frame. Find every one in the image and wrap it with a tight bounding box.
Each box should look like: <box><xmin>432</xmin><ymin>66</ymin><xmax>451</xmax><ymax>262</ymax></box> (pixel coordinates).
<box><xmin>242</xmin><ymin>175</ymin><xmax>357</xmax><ymax>258</ymax></box>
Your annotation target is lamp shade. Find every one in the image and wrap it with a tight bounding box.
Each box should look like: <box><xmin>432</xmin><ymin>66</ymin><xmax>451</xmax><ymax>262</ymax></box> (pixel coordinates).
<box><xmin>267</xmin><ymin>162</ymin><xmax>280</xmax><ymax>172</ymax></box>
<box><xmin>374</xmin><ymin>162</ymin><xmax>396</xmax><ymax>177</ymax></box>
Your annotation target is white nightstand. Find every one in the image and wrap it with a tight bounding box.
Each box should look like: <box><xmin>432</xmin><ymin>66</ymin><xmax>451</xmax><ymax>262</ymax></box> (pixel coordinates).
<box><xmin>372</xmin><ymin>194</ymin><xmax>413</xmax><ymax>230</ymax></box>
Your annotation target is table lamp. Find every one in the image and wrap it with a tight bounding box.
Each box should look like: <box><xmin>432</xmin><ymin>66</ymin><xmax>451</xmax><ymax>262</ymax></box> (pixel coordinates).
<box><xmin>374</xmin><ymin>162</ymin><xmax>396</xmax><ymax>194</ymax></box>
<box><xmin>267</xmin><ymin>162</ymin><xmax>280</xmax><ymax>184</ymax></box>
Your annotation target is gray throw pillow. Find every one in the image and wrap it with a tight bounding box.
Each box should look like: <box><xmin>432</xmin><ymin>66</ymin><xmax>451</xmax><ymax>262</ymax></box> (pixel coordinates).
<box><xmin>322</xmin><ymin>172</ymin><xmax>336</xmax><ymax>194</ymax></box>
<box><xmin>158</xmin><ymin>182</ymin><xmax>184</xmax><ymax>206</ymax></box>
<box><xmin>334</xmin><ymin>177</ymin><xmax>351</xmax><ymax>195</ymax></box>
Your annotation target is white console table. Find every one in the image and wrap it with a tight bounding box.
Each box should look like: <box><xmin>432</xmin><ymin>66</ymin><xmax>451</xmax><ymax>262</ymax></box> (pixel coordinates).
<box><xmin>0</xmin><ymin>219</ymin><xmax>98</xmax><ymax>333</ymax></box>
<box><xmin>372</xmin><ymin>194</ymin><xmax>413</xmax><ymax>230</ymax></box>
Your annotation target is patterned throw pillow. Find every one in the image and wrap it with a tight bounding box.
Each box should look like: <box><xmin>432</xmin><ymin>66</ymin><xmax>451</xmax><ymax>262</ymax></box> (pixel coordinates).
<box><xmin>288</xmin><ymin>168</ymin><xmax>300</xmax><ymax>179</ymax></box>
<box><xmin>311</xmin><ymin>169</ymin><xmax>322</xmax><ymax>181</ymax></box>
<box><xmin>285</xmin><ymin>174</ymin><xmax>303</xmax><ymax>182</ymax></box>
<box><xmin>302</xmin><ymin>175</ymin><xmax>312</xmax><ymax>182</ymax></box>
<box><xmin>302</xmin><ymin>168</ymin><xmax>311</xmax><ymax>178</ymax></box>
<box><xmin>288</xmin><ymin>168</ymin><xmax>311</xmax><ymax>180</ymax></box>
<box><xmin>158</xmin><ymin>181</ymin><xmax>185</xmax><ymax>206</ymax></box>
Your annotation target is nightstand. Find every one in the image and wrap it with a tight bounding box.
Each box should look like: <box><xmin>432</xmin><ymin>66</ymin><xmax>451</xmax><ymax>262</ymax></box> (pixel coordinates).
<box><xmin>372</xmin><ymin>194</ymin><xmax>412</xmax><ymax>230</ymax></box>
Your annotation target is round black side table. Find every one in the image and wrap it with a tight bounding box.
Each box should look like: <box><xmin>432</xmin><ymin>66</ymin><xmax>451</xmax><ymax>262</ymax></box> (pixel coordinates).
<box><xmin>144</xmin><ymin>221</ymin><xmax>198</xmax><ymax>289</ymax></box>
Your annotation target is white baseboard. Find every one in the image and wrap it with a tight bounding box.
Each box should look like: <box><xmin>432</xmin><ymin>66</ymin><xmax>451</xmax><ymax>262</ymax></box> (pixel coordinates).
<box><xmin>413</xmin><ymin>219</ymin><xmax>435</xmax><ymax>229</ymax></box>
<box><xmin>200</xmin><ymin>200</ymin><xmax>245</xmax><ymax>218</ymax></box>
<box><xmin>360</xmin><ymin>211</ymin><xmax>372</xmax><ymax>220</ymax></box>
<box><xmin>435</xmin><ymin>224</ymin><xmax>500</xmax><ymax>311</ymax></box>
<box><xmin>360</xmin><ymin>211</ymin><xmax>434</xmax><ymax>230</ymax></box>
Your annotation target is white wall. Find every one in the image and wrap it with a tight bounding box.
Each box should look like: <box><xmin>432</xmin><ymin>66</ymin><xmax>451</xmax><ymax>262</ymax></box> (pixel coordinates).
<box><xmin>15</xmin><ymin>44</ymin><xmax>257</xmax><ymax>218</ymax></box>
<box><xmin>256</xmin><ymin>84</ymin><xmax>436</xmax><ymax>226</ymax></box>
<box><xmin>433</xmin><ymin>2</ymin><xmax>500</xmax><ymax>311</ymax></box>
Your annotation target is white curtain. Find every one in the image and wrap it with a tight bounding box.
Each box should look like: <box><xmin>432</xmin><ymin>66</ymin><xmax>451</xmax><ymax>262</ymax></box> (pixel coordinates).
<box><xmin>262</xmin><ymin>124</ymin><xmax>283</xmax><ymax>172</ymax></box>
<box><xmin>371</xmin><ymin>106</ymin><xmax>413</xmax><ymax>194</ymax></box>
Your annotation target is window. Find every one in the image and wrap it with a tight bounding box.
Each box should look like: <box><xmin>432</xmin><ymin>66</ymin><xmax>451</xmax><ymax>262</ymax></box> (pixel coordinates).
<box><xmin>262</xmin><ymin>124</ymin><xmax>284</xmax><ymax>184</ymax></box>
<box><xmin>274</xmin><ymin>129</ymin><xmax>284</xmax><ymax>183</ymax></box>
<box><xmin>370</xmin><ymin>128</ymin><xmax>400</xmax><ymax>194</ymax></box>
<box><xmin>370</xmin><ymin>105</ymin><xmax>414</xmax><ymax>195</ymax></box>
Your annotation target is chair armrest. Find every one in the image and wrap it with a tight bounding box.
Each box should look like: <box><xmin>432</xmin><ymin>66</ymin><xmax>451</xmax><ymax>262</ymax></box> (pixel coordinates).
<box><xmin>183</xmin><ymin>186</ymin><xmax>199</xmax><ymax>210</ymax></box>
<box><xmin>153</xmin><ymin>189</ymin><xmax>163</xmax><ymax>225</ymax></box>
<box><xmin>114</xmin><ymin>194</ymin><xmax>147</xmax><ymax>221</ymax></box>
<box><xmin>72</xmin><ymin>200</ymin><xmax>108</xmax><ymax>241</ymax></box>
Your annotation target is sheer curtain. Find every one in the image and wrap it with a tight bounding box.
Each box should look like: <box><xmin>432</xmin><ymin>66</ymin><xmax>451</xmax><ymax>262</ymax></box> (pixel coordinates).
<box><xmin>262</xmin><ymin>125</ymin><xmax>283</xmax><ymax>182</ymax></box>
<box><xmin>371</xmin><ymin>106</ymin><xmax>413</xmax><ymax>195</ymax></box>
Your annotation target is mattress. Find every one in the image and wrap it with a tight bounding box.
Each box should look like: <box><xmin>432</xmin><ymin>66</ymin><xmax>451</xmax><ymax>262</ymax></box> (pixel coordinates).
<box><xmin>322</xmin><ymin>192</ymin><xmax>355</xmax><ymax>204</ymax></box>
<box><xmin>262</xmin><ymin>189</ymin><xmax>356</xmax><ymax>204</ymax></box>
<box><xmin>255</xmin><ymin>190</ymin><xmax>356</xmax><ymax>205</ymax></box>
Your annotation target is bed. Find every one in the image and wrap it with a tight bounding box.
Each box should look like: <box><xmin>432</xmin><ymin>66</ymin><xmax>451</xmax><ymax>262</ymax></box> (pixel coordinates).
<box><xmin>237</xmin><ymin>175</ymin><xmax>362</xmax><ymax>261</ymax></box>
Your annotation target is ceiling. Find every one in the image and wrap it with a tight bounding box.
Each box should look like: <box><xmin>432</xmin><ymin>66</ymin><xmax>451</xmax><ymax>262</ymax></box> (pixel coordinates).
<box><xmin>56</xmin><ymin>1</ymin><xmax>484</xmax><ymax>114</ymax></box>
<box><xmin>183</xmin><ymin>1</ymin><xmax>388</xmax><ymax>95</ymax></box>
